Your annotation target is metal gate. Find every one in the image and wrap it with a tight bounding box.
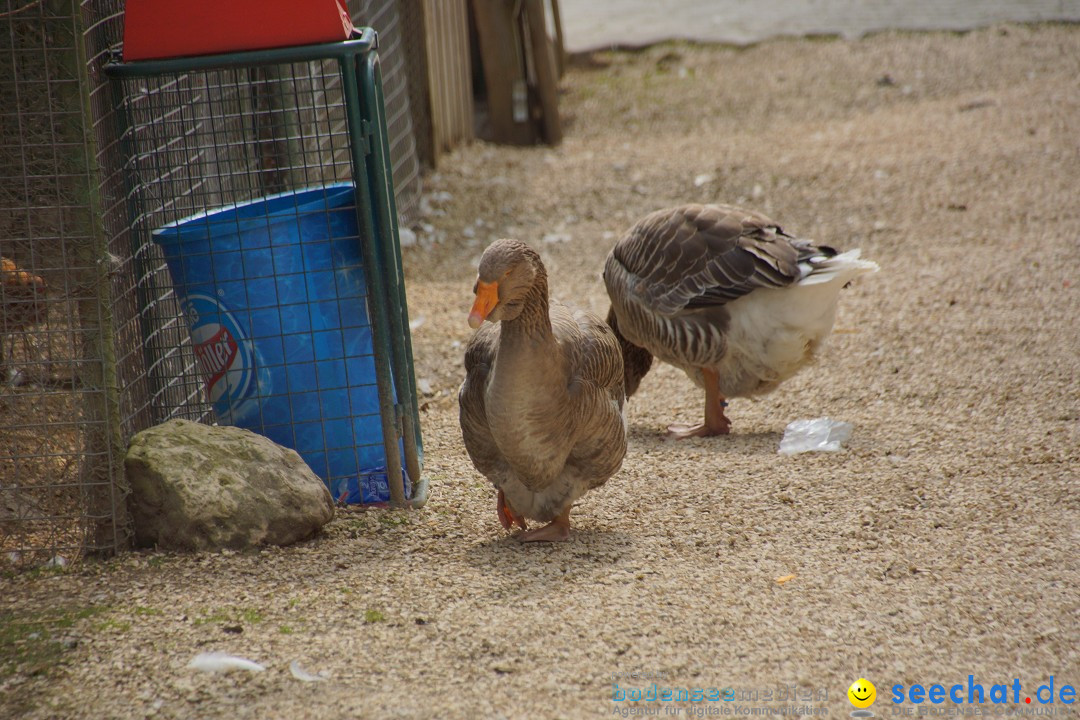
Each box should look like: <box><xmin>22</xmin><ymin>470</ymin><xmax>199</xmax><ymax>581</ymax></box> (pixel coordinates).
<box><xmin>1</xmin><ymin>0</ymin><xmax>428</xmax><ymax>570</ymax></box>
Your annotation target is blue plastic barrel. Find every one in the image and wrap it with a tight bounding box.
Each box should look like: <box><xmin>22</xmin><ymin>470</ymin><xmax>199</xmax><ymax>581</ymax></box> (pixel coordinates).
<box><xmin>152</xmin><ymin>183</ymin><xmax>404</xmax><ymax>504</ymax></box>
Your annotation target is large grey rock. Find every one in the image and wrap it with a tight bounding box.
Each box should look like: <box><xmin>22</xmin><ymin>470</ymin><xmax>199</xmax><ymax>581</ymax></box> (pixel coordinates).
<box><xmin>125</xmin><ymin>419</ymin><xmax>335</xmax><ymax>551</ymax></box>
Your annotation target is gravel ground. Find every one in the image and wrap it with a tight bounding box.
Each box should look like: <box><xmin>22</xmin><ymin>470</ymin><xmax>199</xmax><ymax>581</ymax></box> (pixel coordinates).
<box><xmin>3</xmin><ymin>23</ymin><xmax>1079</xmax><ymax>720</ymax></box>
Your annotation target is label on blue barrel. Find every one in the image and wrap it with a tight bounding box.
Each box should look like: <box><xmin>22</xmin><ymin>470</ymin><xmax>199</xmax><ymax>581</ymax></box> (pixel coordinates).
<box><xmin>331</xmin><ymin>466</ymin><xmax>411</xmax><ymax>506</ymax></box>
<box><xmin>182</xmin><ymin>293</ymin><xmax>259</xmax><ymax>423</ymax></box>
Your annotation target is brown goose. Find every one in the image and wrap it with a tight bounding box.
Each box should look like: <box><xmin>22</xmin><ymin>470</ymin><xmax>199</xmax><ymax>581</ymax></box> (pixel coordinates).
<box><xmin>459</xmin><ymin>239</ymin><xmax>627</xmax><ymax>542</ymax></box>
<box><xmin>604</xmin><ymin>204</ymin><xmax>878</xmax><ymax>438</ymax></box>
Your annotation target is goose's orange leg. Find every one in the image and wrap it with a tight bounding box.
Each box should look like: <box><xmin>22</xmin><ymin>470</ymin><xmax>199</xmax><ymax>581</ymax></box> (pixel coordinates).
<box><xmin>666</xmin><ymin>368</ymin><xmax>731</xmax><ymax>439</ymax></box>
<box><xmin>497</xmin><ymin>489</ymin><xmax>528</xmax><ymax>531</ymax></box>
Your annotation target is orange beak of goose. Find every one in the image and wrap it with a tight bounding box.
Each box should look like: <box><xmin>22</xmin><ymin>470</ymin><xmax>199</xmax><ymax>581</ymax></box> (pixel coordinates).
<box><xmin>468</xmin><ymin>280</ymin><xmax>499</xmax><ymax>329</ymax></box>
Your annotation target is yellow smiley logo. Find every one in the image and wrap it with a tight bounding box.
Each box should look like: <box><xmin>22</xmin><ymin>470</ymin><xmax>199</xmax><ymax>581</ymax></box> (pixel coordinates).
<box><xmin>848</xmin><ymin>678</ymin><xmax>877</xmax><ymax>709</ymax></box>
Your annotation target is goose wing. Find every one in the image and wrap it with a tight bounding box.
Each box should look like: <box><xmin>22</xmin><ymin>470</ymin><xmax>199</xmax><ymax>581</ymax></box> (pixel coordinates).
<box><xmin>551</xmin><ymin>304</ymin><xmax>627</xmax><ymax>489</ymax></box>
<box><xmin>458</xmin><ymin>322</ymin><xmax>503</xmax><ymax>478</ymax></box>
<box><xmin>608</xmin><ymin>204</ymin><xmax>825</xmax><ymax>315</ymax></box>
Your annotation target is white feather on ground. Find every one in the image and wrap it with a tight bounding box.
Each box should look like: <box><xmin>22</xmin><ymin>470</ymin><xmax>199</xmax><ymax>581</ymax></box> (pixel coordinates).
<box><xmin>187</xmin><ymin>652</ymin><xmax>265</xmax><ymax>673</ymax></box>
<box><xmin>289</xmin><ymin>660</ymin><xmax>329</xmax><ymax>682</ymax></box>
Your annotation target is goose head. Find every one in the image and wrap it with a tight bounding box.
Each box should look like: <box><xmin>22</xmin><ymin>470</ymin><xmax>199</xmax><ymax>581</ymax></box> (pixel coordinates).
<box><xmin>468</xmin><ymin>239</ymin><xmax>545</xmax><ymax>328</ymax></box>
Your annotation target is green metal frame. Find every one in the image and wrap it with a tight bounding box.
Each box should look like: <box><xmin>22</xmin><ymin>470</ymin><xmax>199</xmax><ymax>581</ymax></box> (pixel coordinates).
<box><xmin>105</xmin><ymin>28</ymin><xmax>427</xmax><ymax>508</ymax></box>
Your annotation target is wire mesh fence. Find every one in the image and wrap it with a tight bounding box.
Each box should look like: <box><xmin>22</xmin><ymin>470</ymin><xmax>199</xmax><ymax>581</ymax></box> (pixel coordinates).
<box><xmin>111</xmin><ymin>60</ymin><xmax>355</xmax><ymax>427</ymax></box>
<box><xmin>108</xmin><ymin>53</ymin><xmax>410</xmax><ymax>504</ymax></box>
<box><xmin>1</xmin><ymin>0</ymin><xmax>126</xmax><ymax>570</ymax></box>
<box><xmin>2</xmin><ymin>0</ymin><xmax>430</xmax><ymax>570</ymax></box>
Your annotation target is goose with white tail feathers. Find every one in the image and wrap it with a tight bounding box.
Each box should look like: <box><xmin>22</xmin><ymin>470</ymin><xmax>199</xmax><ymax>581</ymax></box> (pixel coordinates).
<box><xmin>603</xmin><ymin>204</ymin><xmax>878</xmax><ymax>438</ymax></box>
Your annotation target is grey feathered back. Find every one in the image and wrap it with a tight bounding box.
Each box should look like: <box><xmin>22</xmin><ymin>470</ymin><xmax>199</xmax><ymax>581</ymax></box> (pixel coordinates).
<box><xmin>607</xmin><ymin>204</ymin><xmax>836</xmax><ymax>316</ymax></box>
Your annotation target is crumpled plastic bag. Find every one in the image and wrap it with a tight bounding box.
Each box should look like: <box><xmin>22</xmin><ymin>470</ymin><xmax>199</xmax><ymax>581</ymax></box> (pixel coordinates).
<box><xmin>778</xmin><ymin>417</ymin><xmax>853</xmax><ymax>455</ymax></box>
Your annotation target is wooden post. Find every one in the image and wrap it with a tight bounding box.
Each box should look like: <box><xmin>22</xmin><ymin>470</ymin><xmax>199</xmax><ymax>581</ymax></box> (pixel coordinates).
<box><xmin>549</xmin><ymin>0</ymin><xmax>566</xmax><ymax>79</ymax></box>
<box><xmin>470</xmin><ymin>0</ymin><xmax>538</xmax><ymax>145</ymax></box>
<box><xmin>524</xmin><ymin>0</ymin><xmax>562</xmax><ymax>145</ymax></box>
<box><xmin>422</xmin><ymin>0</ymin><xmax>474</xmax><ymax>166</ymax></box>
<box><xmin>69</xmin><ymin>0</ymin><xmax>131</xmax><ymax>554</ymax></box>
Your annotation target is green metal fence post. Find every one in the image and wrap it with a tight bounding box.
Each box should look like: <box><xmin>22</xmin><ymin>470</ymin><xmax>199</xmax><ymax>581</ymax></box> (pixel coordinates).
<box><xmin>360</xmin><ymin>51</ymin><xmax>426</xmax><ymax>506</ymax></box>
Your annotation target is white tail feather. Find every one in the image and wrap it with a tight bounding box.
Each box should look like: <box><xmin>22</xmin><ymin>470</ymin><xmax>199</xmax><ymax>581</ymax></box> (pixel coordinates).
<box><xmin>798</xmin><ymin>249</ymin><xmax>879</xmax><ymax>286</ymax></box>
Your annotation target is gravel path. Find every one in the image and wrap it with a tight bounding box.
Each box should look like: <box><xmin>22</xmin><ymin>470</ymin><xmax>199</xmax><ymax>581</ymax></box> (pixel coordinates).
<box><xmin>559</xmin><ymin>0</ymin><xmax>1080</xmax><ymax>50</ymax></box>
<box><xmin>3</xmin><ymin>23</ymin><xmax>1078</xmax><ymax>720</ymax></box>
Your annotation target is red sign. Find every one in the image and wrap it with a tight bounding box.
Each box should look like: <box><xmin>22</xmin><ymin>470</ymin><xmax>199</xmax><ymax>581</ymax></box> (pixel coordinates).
<box><xmin>122</xmin><ymin>0</ymin><xmax>354</xmax><ymax>62</ymax></box>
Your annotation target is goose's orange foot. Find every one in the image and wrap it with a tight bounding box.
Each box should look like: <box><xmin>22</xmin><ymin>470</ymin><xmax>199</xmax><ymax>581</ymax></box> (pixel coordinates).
<box><xmin>667</xmin><ymin>385</ymin><xmax>731</xmax><ymax>438</ymax></box>
<box><xmin>496</xmin><ymin>489</ymin><xmax>528</xmax><ymax>531</ymax></box>
<box><xmin>517</xmin><ymin>507</ymin><xmax>571</xmax><ymax>543</ymax></box>
<box><xmin>666</xmin><ymin>419</ymin><xmax>730</xmax><ymax>439</ymax></box>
